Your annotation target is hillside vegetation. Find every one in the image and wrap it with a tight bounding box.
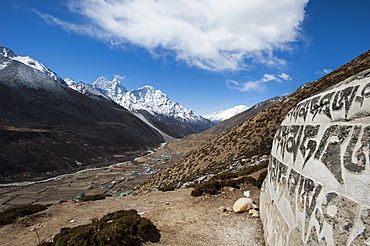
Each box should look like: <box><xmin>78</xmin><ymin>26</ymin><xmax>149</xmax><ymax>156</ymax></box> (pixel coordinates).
<box><xmin>139</xmin><ymin>50</ymin><xmax>370</xmax><ymax>191</ymax></box>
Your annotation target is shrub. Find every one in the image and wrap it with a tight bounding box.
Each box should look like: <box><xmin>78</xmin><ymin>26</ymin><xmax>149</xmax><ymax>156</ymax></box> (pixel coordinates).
<box><xmin>190</xmin><ymin>161</ymin><xmax>266</xmax><ymax>197</ymax></box>
<box><xmin>41</xmin><ymin>209</ymin><xmax>160</xmax><ymax>246</ymax></box>
<box><xmin>0</xmin><ymin>204</ymin><xmax>49</xmax><ymax>227</ymax></box>
<box><xmin>212</xmin><ymin>172</ymin><xmax>238</xmax><ymax>181</ymax></box>
<box><xmin>190</xmin><ymin>188</ymin><xmax>204</xmax><ymax>197</ymax></box>
<box><xmin>158</xmin><ymin>185</ymin><xmax>175</xmax><ymax>192</ymax></box>
<box><xmin>80</xmin><ymin>194</ymin><xmax>106</xmax><ymax>202</ymax></box>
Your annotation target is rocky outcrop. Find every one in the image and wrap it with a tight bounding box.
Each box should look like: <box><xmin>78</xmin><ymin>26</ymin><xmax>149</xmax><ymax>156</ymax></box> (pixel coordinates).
<box><xmin>260</xmin><ymin>69</ymin><xmax>370</xmax><ymax>245</ymax></box>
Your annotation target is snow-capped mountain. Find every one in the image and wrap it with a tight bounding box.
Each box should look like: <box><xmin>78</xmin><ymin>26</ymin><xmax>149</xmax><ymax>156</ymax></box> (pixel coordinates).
<box><xmin>204</xmin><ymin>105</ymin><xmax>249</xmax><ymax>124</ymax></box>
<box><xmin>69</xmin><ymin>81</ymin><xmax>114</xmax><ymax>103</ymax></box>
<box><xmin>0</xmin><ymin>46</ymin><xmax>65</xmax><ymax>84</ymax></box>
<box><xmin>93</xmin><ymin>76</ymin><xmax>128</xmax><ymax>102</ymax></box>
<box><xmin>120</xmin><ymin>86</ymin><xmax>205</xmax><ymax>123</ymax></box>
<box><xmin>91</xmin><ymin>78</ymin><xmax>214</xmax><ymax>133</ymax></box>
<box><xmin>64</xmin><ymin>78</ymin><xmax>75</xmax><ymax>86</ymax></box>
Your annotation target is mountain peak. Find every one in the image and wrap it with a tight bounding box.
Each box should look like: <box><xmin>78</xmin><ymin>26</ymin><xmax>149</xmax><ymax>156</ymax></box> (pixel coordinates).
<box><xmin>93</xmin><ymin>81</ymin><xmax>213</xmax><ymax>131</ymax></box>
<box><xmin>204</xmin><ymin>105</ymin><xmax>249</xmax><ymax>124</ymax></box>
<box><xmin>0</xmin><ymin>46</ymin><xmax>64</xmax><ymax>84</ymax></box>
<box><xmin>0</xmin><ymin>46</ymin><xmax>16</xmax><ymax>58</ymax></box>
<box><xmin>93</xmin><ymin>76</ymin><xmax>128</xmax><ymax>101</ymax></box>
<box><xmin>64</xmin><ymin>78</ymin><xmax>75</xmax><ymax>86</ymax></box>
<box><xmin>140</xmin><ymin>85</ymin><xmax>155</xmax><ymax>90</ymax></box>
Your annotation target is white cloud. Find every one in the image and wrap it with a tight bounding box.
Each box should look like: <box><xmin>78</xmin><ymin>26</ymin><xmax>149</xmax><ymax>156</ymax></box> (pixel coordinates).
<box><xmin>226</xmin><ymin>73</ymin><xmax>292</xmax><ymax>92</ymax></box>
<box><xmin>315</xmin><ymin>68</ymin><xmax>332</xmax><ymax>75</ymax></box>
<box><xmin>114</xmin><ymin>74</ymin><xmax>127</xmax><ymax>80</ymax></box>
<box><xmin>278</xmin><ymin>73</ymin><xmax>292</xmax><ymax>81</ymax></box>
<box><xmin>39</xmin><ymin>0</ymin><xmax>309</xmax><ymax>72</ymax></box>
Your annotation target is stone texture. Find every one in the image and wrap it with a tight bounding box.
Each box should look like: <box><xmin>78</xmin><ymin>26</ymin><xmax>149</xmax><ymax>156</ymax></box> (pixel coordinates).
<box><xmin>260</xmin><ymin>69</ymin><xmax>370</xmax><ymax>245</ymax></box>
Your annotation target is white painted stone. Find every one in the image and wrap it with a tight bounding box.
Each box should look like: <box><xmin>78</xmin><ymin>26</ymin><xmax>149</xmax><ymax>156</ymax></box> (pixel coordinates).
<box><xmin>260</xmin><ymin>69</ymin><xmax>370</xmax><ymax>246</ymax></box>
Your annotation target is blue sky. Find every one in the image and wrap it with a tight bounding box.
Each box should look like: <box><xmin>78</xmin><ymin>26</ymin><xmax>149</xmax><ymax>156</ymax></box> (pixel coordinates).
<box><xmin>1</xmin><ymin>0</ymin><xmax>369</xmax><ymax>115</ymax></box>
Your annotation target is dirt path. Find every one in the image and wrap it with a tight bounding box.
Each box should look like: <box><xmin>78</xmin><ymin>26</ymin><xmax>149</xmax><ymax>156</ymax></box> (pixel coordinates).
<box><xmin>0</xmin><ymin>186</ymin><xmax>265</xmax><ymax>246</ymax></box>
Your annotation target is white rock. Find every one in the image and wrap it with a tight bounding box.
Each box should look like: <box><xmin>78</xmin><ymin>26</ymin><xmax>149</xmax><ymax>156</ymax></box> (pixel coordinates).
<box><xmin>233</xmin><ymin>198</ymin><xmax>254</xmax><ymax>213</ymax></box>
<box><xmin>243</xmin><ymin>190</ymin><xmax>251</xmax><ymax>197</ymax></box>
<box><xmin>252</xmin><ymin>203</ymin><xmax>259</xmax><ymax>209</ymax></box>
<box><xmin>248</xmin><ymin>209</ymin><xmax>259</xmax><ymax>216</ymax></box>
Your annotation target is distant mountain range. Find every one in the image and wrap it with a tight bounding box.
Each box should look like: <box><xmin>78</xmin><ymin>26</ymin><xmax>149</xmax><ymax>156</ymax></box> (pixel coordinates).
<box><xmin>203</xmin><ymin>105</ymin><xmax>249</xmax><ymax>124</ymax></box>
<box><xmin>67</xmin><ymin>77</ymin><xmax>214</xmax><ymax>135</ymax></box>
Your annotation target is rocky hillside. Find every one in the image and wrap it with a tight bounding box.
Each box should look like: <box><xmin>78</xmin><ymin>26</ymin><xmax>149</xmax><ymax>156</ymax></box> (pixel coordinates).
<box><xmin>139</xmin><ymin>50</ymin><xmax>370</xmax><ymax>190</ymax></box>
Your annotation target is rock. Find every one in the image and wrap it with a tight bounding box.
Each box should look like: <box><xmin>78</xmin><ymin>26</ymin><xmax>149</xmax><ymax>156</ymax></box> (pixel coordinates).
<box><xmin>251</xmin><ymin>213</ymin><xmax>260</xmax><ymax>218</ymax></box>
<box><xmin>229</xmin><ymin>187</ymin><xmax>235</xmax><ymax>192</ymax></box>
<box><xmin>233</xmin><ymin>198</ymin><xmax>253</xmax><ymax>213</ymax></box>
<box><xmin>218</xmin><ymin>206</ymin><xmax>227</xmax><ymax>212</ymax></box>
<box><xmin>260</xmin><ymin>68</ymin><xmax>370</xmax><ymax>245</ymax></box>
<box><xmin>248</xmin><ymin>209</ymin><xmax>259</xmax><ymax>217</ymax></box>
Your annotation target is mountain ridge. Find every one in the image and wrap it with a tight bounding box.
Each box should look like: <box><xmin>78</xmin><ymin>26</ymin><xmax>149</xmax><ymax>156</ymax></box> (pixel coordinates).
<box><xmin>1</xmin><ymin>46</ymin><xmax>65</xmax><ymax>85</ymax></box>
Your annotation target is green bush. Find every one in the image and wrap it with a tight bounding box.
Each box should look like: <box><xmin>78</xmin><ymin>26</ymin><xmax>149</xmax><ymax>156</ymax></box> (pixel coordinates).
<box><xmin>80</xmin><ymin>194</ymin><xmax>106</xmax><ymax>202</ymax></box>
<box><xmin>0</xmin><ymin>204</ymin><xmax>49</xmax><ymax>227</ymax></box>
<box><xmin>41</xmin><ymin>209</ymin><xmax>160</xmax><ymax>246</ymax></box>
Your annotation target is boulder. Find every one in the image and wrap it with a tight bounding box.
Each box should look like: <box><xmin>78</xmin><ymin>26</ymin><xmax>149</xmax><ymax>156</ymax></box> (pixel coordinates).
<box><xmin>233</xmin><ymin>197</ymin><xmax>253</xmax><ymax>213</ymax></box>
<box><xmin>260</xmin><ymin>69</ymin><xmax>370</xmax><ymax>245</ymax></box>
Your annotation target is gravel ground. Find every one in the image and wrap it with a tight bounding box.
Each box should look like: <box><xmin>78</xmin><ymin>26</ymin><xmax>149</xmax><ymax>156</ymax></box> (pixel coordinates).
<box><xmin>0</xmin><ymin>187</ymin><xmax>265</xmax><ymax>246</ymax></box>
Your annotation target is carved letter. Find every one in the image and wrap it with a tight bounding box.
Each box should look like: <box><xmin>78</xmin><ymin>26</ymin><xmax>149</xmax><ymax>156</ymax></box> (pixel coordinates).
<box><xmin>300</xmin><ymin>125</ymin><xmax>320</xmax><ymax>168</ymax></box>
<box><xmin>314</xmin><ymin>125</ymin><xmax>352</xmax><ymax>185</ymax></box>
<box><xmin>344</xmin><ymin>126</ymin><xmax>368</xmax><ymax>174</ymax></box>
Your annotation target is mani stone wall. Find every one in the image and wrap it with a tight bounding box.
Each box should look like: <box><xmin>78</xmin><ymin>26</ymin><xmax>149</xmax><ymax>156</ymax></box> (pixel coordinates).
<box><xmin>260</xmin><ymin>69</ymin><xmax>370</xmax><ymax>245</ymax></box>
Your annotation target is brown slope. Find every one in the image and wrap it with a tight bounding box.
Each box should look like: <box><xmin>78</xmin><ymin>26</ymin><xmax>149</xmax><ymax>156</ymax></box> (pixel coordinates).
<box><xmin>139</xmin><ymin>50</ymin><xmax>370</xmax><ymax>190</ymax></box>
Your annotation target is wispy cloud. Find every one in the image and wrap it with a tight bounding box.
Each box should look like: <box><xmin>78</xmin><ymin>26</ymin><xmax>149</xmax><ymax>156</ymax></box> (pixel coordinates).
<box><xmin>113</xmin><ymin>74</ymin><xmax>127</xmax><ymax>80</ymax></box>
<box><xmin>226</xmin><ymin>73</ymin><xmax>292</xmax><ymax>92</ymax></box>
<box><xmin>315</xmin><ymin>68</ymin><xmax>332</xmax><ymax>75</ymax></box>
<box><xmin>278</xmin><ymin>73</ymin><xmax>292</xmax><ymax>81</ymax></box>
<box><xmin>37</xmin><ymin>0</ymin><xmax>309</xmax><ymax>72</ymax></box>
